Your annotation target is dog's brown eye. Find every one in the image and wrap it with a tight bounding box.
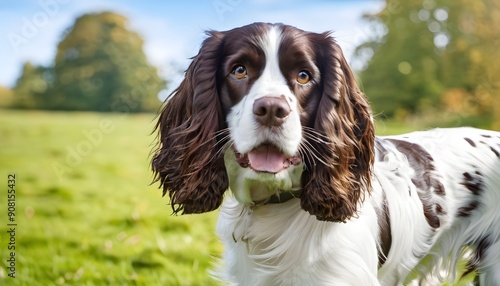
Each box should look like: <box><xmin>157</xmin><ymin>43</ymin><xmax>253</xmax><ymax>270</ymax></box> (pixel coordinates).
<box><xmin>297</xmin><ymin>70</ymin><xmax>311</xmax><ymax>84</ymax></box>
<box><xmin>232</xmin><ymin>65</ymin><xmax>247</xmax><ymax>79</ymax></box>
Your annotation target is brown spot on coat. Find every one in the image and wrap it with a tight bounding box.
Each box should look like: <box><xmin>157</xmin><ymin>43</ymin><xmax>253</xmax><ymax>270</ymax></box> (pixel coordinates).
<box><xmin>376</xmin><ymin>192</ymin><xmax>392</xmax><ymax>267</ymax></box>
<box><xmin>387</xmin><ymin>139</ymin><xmax>445</xmax><ymax>229</ymax></box>
<box><xmin>490</xmin><ymin>146</ymin><xmax>499</xmax><ymax>157</ymax></box>
<box><xmin>457</xmin><ymin>201</ymin><xmax>481</xmax><ymax>217</ymax></box>
<box><xmin>462</xmin><ymin>172</ymin><xmax>483</xmax><ymax>195</ymax></box>
<box><xmin>464</xmin><ymin>138</ymin><xmax>476</xmax><ymax>147</ymax></box>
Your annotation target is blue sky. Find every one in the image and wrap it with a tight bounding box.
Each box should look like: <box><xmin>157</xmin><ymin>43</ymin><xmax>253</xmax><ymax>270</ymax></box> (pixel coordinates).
<box><xmin>0</xmin><ymin>0</ymin><xmax>384</xmax><ymax>88</ymax></box>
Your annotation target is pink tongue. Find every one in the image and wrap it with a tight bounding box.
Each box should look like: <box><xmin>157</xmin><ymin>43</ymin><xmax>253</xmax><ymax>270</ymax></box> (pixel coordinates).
<box><xmin>247</xmin><ymin>145</ymin><xmax>287</xmax><ymax>173</ymax></box>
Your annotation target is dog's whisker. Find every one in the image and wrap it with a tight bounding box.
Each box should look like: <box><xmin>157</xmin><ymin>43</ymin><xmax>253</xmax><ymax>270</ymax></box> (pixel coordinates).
<box><xmin>299</xmin><ymin>140</ymin><xmax>336</xmax><ymax>168</ymax></box>
<box><xmin>302</xmin><ymin>127</ymin><xmax>333</xmax><ymax>144</ymax></box>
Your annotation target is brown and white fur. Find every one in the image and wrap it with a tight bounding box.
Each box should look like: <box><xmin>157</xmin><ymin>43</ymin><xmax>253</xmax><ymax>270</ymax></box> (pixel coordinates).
<box><xmin>152</xmin><ymin>23</ymin><xmax>500</xmax><ymax>285</ymax></box>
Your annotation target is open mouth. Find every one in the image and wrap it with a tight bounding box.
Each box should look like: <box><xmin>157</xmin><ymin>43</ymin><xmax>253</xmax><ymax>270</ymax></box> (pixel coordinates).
<box><xmin>233</xmin><ymin>143</ymin><xmax>301</xmax><ymax>174</ymax></box>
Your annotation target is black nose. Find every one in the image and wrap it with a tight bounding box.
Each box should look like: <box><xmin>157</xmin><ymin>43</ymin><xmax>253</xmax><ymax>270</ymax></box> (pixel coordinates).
<box><xmin>253</xmin><ymin>96</ymin><xmax>291</xmax><ymax>127</ymax></box>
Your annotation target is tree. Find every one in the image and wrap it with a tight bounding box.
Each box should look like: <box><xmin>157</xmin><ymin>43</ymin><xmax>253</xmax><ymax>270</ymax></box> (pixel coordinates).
<box><xmin>357</xmin><ymin>0</ymin><xmax>499</xmax><ymax>128</ymax></box>
<box><xmin>439</xmin><ymin>0</ymin><xmax>500</xmax><ymax>123</ymax></box>
<box><xmin>12</xmin><ymin>62</ymin><xmax>51</xmax><ymax>109</ymax></box>
<box><xmin>356</xmin><ymin>0</ymin><xmax>446</xmax><ymax>118</ymax></box>
<box><xmin>50</xmin><ymin>12</ymin><xmax>165</xmax><ymax>112</ymax></box>
<box><xmin>0</xmin><ymin>86</ymin><xmax>14</xmax><ymax>108</ymax></box>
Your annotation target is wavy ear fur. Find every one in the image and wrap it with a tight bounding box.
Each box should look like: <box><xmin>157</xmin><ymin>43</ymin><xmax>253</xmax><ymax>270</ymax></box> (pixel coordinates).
<box><xmin>301</xmin><ymin>33</ymin><xmax>375</xmax><ymax>222</ymax></box>
<box><xmin>152</xmin><ymin>31</ymin><xmax>229</xmax><ymax>214</ymax></box>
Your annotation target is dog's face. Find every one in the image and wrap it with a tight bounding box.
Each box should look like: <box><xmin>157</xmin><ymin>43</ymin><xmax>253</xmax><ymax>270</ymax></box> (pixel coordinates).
<box><xmin>221</xmin><ymin>25</ymin><xmax>314</xmax><ymax>203</ymax></box>
<box><xmin>152</xmin><ymin>23</ymin><xmax>374</xmax><ymax>222</ymax></box>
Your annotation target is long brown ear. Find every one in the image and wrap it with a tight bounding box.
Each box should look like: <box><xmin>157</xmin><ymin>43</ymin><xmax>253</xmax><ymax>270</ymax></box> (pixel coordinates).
<box><xmin>300</xmin><ymin>33</ymin><xmax>375</xmax><ymax>222</ymax></box>
<box><xmin>152</xmin><ymin>31</ymin><xmax>229</xmax><ymax>214</ymax></box>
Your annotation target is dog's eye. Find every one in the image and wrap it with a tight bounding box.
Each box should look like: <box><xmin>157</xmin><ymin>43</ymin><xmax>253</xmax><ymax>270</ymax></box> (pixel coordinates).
<box><xmin>297</xmin><ymin>70</ymin><xmax>311</xmax><ymax>85</ymax></box>
<box><xmin>232</xmin><ymin>65</ymin><xmax>247</xmax><ymax>79</ymax></box>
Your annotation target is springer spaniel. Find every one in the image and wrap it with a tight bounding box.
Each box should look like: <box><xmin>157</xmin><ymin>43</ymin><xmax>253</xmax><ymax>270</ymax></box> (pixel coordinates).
<box><xmin>152</xmin><ymin>23</ymin><xmax>500</xmax><ymax>285</ymax></box>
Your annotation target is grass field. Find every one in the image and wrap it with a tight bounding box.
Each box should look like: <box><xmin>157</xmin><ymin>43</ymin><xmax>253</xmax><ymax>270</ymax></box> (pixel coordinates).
<box><xmin>0</xmin><ymin>110</ymin><xmax>222</xmax><ymax>285</ymax></box>
<box><xmin>0</xmin><ymin>110</ymin><xmax>480</xmax><ymax>285</ymax></box>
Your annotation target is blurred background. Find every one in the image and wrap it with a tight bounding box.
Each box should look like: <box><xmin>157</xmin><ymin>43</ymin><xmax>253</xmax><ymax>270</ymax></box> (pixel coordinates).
<box><xmin>0</xmin><ymin>0</ymin><xmax>498</xmax><ymax>285</ymax></box>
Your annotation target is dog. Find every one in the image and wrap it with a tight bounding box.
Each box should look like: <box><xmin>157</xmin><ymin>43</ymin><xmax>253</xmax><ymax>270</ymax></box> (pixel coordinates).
<box><xmin>152</xmin><ymin>23</ymin><xmax>500</xmax><ymax>285</ymax></box>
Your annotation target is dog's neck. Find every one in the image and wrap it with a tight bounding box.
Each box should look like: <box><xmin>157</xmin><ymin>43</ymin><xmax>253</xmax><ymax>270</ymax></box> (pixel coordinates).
<box><xmin>254</xmin><ymin>189</ymin><xmax>302</xmax><ymax>205</ymax></box>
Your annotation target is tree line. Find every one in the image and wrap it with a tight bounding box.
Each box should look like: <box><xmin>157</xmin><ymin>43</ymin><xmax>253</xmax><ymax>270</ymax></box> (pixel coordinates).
<box><xmin>357</xmin><ymin>0</ymin><xmax>499</xmax><ymax>128</ymax></box>
<box><xmin>6</xmin><ymin>2</ymin><xmax>500</xmax><ymax>129</ymax></box>
<box><xmin>11</xmin><ymin>12</ymin><xmax>165</xmax><ymax>113</ymax></box>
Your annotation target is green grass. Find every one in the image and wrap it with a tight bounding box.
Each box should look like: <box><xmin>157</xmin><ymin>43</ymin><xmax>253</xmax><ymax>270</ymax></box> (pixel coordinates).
<box><xmin>0</xmin><ymin>110</ymin><xmax>478</xmax><ymax>285</ymax></box>
<box><xmin>0</xmin><ymin>110</ymin><xmax>221</xmax><ymax>285</ymax></box>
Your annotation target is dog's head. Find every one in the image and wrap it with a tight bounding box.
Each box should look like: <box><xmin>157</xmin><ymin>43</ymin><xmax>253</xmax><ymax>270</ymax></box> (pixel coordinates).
<box><xmin>152</xmin><ymin>23</ymin><xmax>374</xmax><ymax>222</ymax></box>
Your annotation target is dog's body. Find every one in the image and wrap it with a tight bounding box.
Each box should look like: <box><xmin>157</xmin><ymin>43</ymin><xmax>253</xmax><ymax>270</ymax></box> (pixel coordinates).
<box><xmin>217</xmin><ymin>128</ymin><xmax>500</xmax><ymax>285</ymax></box>
<box><xmin>152</xmin><ymin>23</ymin><xmax>500</xmax><ymax>285</ymax></box>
